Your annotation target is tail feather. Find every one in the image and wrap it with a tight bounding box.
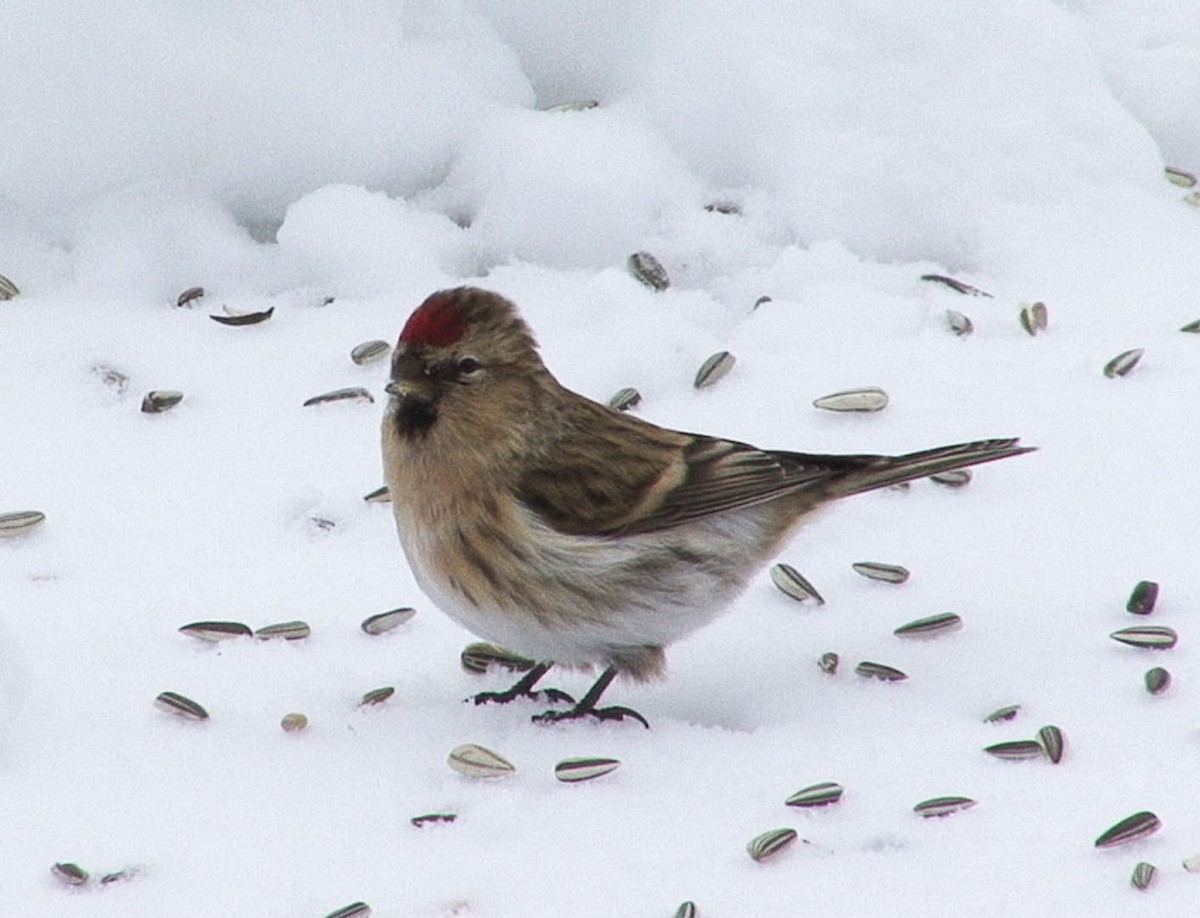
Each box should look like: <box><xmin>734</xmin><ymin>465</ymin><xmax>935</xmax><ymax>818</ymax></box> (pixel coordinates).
<box><xmin>824</xmin><ymin>438</ymin><xmax>1035</xmax><ymax>498</ymax></box>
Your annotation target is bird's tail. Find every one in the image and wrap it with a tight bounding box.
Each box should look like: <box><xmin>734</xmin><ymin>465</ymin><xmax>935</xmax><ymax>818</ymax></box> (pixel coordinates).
<box><xmin>824</xmin><ymin>437</ymin><xmax>1034</xmax><ymax>498</ymax></box>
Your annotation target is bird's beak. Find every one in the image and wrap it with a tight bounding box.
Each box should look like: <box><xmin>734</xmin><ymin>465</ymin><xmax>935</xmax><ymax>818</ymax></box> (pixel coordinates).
<box><xmin>385</xmin><ymin>379</ymin><xmax>436</xmax><ymax>400</ymax></box>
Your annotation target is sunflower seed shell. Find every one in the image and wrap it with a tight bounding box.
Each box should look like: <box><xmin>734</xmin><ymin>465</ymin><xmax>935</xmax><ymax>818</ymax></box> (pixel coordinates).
<box><xmin>894</xmin><ymin>612</ymin><xmax>963</xmax><ymax>639</ymax></box>
<box><xmin>141</xmin><ymin>390</ymin><xmax>184</xmax><ymax>413</ymax></box>
<box><xmin>459</xmin><ymin>641</ymin><xmax>537</xmax><ymax>674</ymax></box>
<box><xmin>673</xmin><ymin>903</ymin><xmax>697</xmax><ymax>918</ymax></box>
<box><xmin>1095</xmin><ymin>811</ymin><xmax>1160</xmax><ymax>848</ymax></box>
<box><xmin>303</xmin><ymin>386</ymin><xmax>374</xmax><ymax>407</ymax></box>
<box><xmin>350</xmin><ymin>340</ymin><xmax>391</xmax><ymax>366</ymax></box>
<box><xmin>1180</xmin><ymin>318</ymin><xmax>1200</xmax><ymax>333</ymax></box>
<box><xmin>361</xmin><ymin>607</ymin><xmax>415</xmax><ymax>636</ymax></box>
<box><xmin>855</xmin><ymin>661</ymin><xmax>908</xmax><ymax>682</ymax></box>
<box><xmin>554</xmin><ymin>757</ymin><xmax>621</xmax><ymax>783</ymax></box>
<box><xmin>0</xmin><ymin>510</ymin><xmax>46</xmax><ymax>536</ymax></box>
<box><xmin>920</xmin><ymin>274</ymin><xmax>992</xmax><ymax>297</ymax></box>
<box><xmin>542</xmin><ymin>99</ymin><xmax>600</xmax><ymax>113</ymax></box>
<box><xmin>1019</xmin><ymin>302</ymin><xmax>1049</xmax><ymax>336</ymax></box>
<box><xmin>1110</xmin><ymin>625</ymin><xmax>1177</xmax><ymax>650</ymax></box>
<box><xmin>358</xmin><ymin>686</ymin><xmax>395</xmax><ymax>707</ymax></box>
<box><xmin>813</xmin><ymin>386</ymin><xmax>889</xmax><ymax>412</ymax></box>
<box><xmin>323</xmin><ymin>903</ymin><xmax>371</xmax><ymax>918</ymax></box>
<box><xmin>210</xmin><ymin>307</ymin><xmax>273</xmax><ymax>326</ymax></box>
<box><xmin>914</xmin><ymin>796</ymin><xmax>976</xmax><ymax>818</ymax></box>
<box><xmin>0</xmin><ymin>272</ymin><xmax>19</xmax><ymax>299</ymax></box>
<box><xmin>1145</xmin><ymin>666</ymin><xmax>1171</xmax><ymax>695</ymax></box>
<box><xmin>280</xmin><ymin>712</ymin><xmax>308</xmax><ymax>732</ymax></box>
<box><xmin>176</xmin><ymin>286</ymin><xmax>204</xmax><ymax>307</ymax></box>
<box><xmin>945</xmin><ymin>309</ymin><xmax>973</xmax><ymax>336</ymax></box>
<box><xmin>1183</xmin><ymin>854</ymin><xmax>1200</xmax><ymax>873</ymax></box>
<box><xmin>747</xmin><ymin>827</ymin><xmax>798</xmax><ymax>863</ymax></box>
<box><xmin>1127</xmin><ymin>580</ymin><xmax>1159</xmax><ymax>615</ymax></box>
<box><xmin>92</xmin><ymin>363</ymin><xmax>129</xmax><ymax>390</ymax></box>
<box><xmin>984</xmin><ymin>704</ymin><xmax>1021</xmax><ymax>723</ymax></box>
<box><xmin>100</xmin><ymin>869</ymin><xmax>134</xmax><ymax>885</ymax></box>
<box><xmin>628</xmin><ymin>251</ymin><xmax>670</xmax><ymax>290</ymax></box>
<box><xmin>179</xmin><ymin>620</ymin><xmax>252</xmax><ymax>642</ymax></box>
<box><xmin>1104</xmin><ymin>348</ymin><xmax>1144</xmax><ymax>378</ymax></box>
<box><xmin>448</xmin><ymin>743</ymin><xmax>516</xmax><ymax>778</ymax></box>
<box><xmin>1038</xmin><ymin>725</ymin><xmax>1066</xmax><ymax>764</ymax></box>
<box><xmin>785</xmin><ymin>781</ymin><xmax>843</xmax><ymax>808</ymax></box>
<box><xmin>852</xmin><ymin>561</ymin><xmax>910</xmax><ymax>584</ymax></box>
<box><xmin>818</xmin><ymin>652</ymin><xmax>839</xmax><ymax>675</ymax></box>
<box><xmin>1131</xmin><ymin>861</ymin><xmax>1157</xmax><ymax>891</ymax></box>
<box><xmin>607</xmin><ymin>387</ymin><xmax>642</xmax><ymax>412</ymax></box>
<box><xmin>694</xmin><ymin>351</ymin><xmax>736</xmax><ymax>389</ymax></box>
<box><xmin>411</xmin><ymin>813</ymin><xmax>457</xmax><ymax>827</ymax></box>
<box><xmin>155</xmin><ymin>691</ymin><xmax>209</xmax><ymax>721</ymax></box>
<box><xmin>363</xmin><ymin>485</ymin><xmax>391</xmax><ymax>503</ymax></box>
<box><xmin>770</xmin><ymin>563</ymin><xmax>824</xmax><ymax>604</ymax></box>
<box><xmin>930</xmin><ymin>468</ymin><xmax>972</xmax><ymax>487</ymax></box>
<box><xmin>983</xmin><ymin>740</ymin><xmax>1044</xmax><ymax>761</ymax></box>
<box><xmin>51</xmin><ymin>862</ymin><xmax>89</xmax><ymax>886</ymax></box>
<box><xmin>1166</xmin><ymin>166</ymin><xmax>1197</xmax><ymax>188</ymax></box>
<box><xmin>255</xmin><ymin>620</ymin><xmax>310</xmax><ymax>641</ymax></box>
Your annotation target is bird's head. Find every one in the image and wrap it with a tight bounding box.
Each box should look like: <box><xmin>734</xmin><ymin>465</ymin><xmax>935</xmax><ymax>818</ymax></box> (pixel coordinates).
<box><xmin>385</xmin><ymin>287</ymin><xmax>543</xmax><ymax>439</ymax></box>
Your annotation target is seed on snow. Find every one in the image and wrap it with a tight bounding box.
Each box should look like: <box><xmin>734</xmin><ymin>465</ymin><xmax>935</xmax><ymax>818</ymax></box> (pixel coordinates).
<box><xmin>852</xmin><ymin>561</ymin><xmax>909</xmax><ymax>584</ymax></box>
<box><xmin>894</xmin><ymin>612</ymin><xmax>962</xmax><ymax>640</ymax></box>
<box><xmin>1180</xmin><ymin>318</ymin><xmax>1200</xmax><ymax>333</ymax></box>
<box><xmin>1018</xmin><ymin>302</ymin><xmax>1049</xmax><ymax>336</ymax></box>
<box><xmin>459</xmin><ymin>641</ymin><xmax>536</xmax><ymax>674</ymax></box>
<box><xmin>255</xmin><ymin>620</ymin><xmax>310</xmax><ymax>641</ymax></box>
<box><xmin>919</xmin><ymin>274</ymin><xmax>992</xmax><ymax>298</ymax></box>
<box><xmin>554</xmin><ymin>757</ymin><xmax>621</xmax><ymax>783</ymax></box>
<box><xmin>770</xmin><ymin>563</ymin><xmax>825</xmax><ymax>604</ymax></box>
<box><xmin>448</xmin><ymin>743</ymin><xmax>515</xmax><ymax>778</ymax></box>
<box><xmin>303</xmin><ymin>386</ymin><xmax>374</xmax><ymax>407</ymax></box>
<box><xmin>51</xmin><ymin>862</ymin><xmax>89</xmax><ymax>886</ymax></box>
<box><xmin>1127</xmin><ymin>580</ymin><xmax>1159</xmax><ymax>615</ymax></box>
<box><xmin>542</xmin><ymin>99</ymin><xmax>600</xmax><ymax>113</ymax></box>
<box><xmin>855</xmin><ymin>661</ymin><xmax>907</xmax><ymax>682</ymax></box>
<box><xmin>410</xmin><ymin>813</ymin><xmax>457</xmax><ymax>827</ymax></box>
<box><xmin>747</xmin><ymin>827</ymin><xmax>798</xmax><ymax>863</ymax></box>
<box><xmin>818</xmin><ymin>652</ymin><xmax>839</xmax><ymax>675</ymax></box>
<box><xmin>361</xmin><ymin>607</ymin><xmax>415</xmax><ymax>636</ymax></box>
<box><xmin>323</xmin><ymin>903</ymin><xmax>372</xmax><ymax>918</ymax></box>
<box><xmin>0</xmin><ymin>272</ymin><xmax>20</xmax><ymax>300</ymax></box>
<box><xmin>358</xmin><ymin>686</ymin><xmax>395</xmax><ymax>707</ymax></box>
<box><xmin>1131</xmin><ymin>861</ymin><xmax>1157</xmax><ymax>891</ymax></box>
<box><xmin>179</xmin><ymin>620</ymin><xmax>252</xmax><ymax>642</ymax></box>
<box><xmin>694</xmin><ymin>351</ymin><xmax>736</xmax><ymax>389</ymax></box>
<box><xmin>913</xmin><ymin>796</ymin><xmax>976</xmax><ymax>818</ymax></box>
<box><xmin>673</xmin><ymin>902</ymin><xmax>698</xmax><ymax>918</ymax></box>
<box><xmin>785</xmin><ymin>781</ymin><xmax>843</xmax><ymax>808</ymax></box>
<box><xmin>628</xmin><ymin>251</ymin><xmax>670</xmax><ymax>291</ymax></box>
<box><xmin>140</xmin><ymin>390</ymin><xmax>184</xmax><ymax>413</ymax></box>
<box><xmin>812</xmin><ymin>386</ymin><xmax>888</xmax><ymax>412</ymax></box>
<box><xmin>350</xmin><ymin>340</ymin><xmax>391</xmax><ymax>366</ymax></box>
<box><xmin>607</xmin><ymin>387</ymin><xmax>642</xmax><ymax>412</ymax></box>
<box><xmin>0</xmin><ymin>510</ymin><xmax>45</xmax><ymax>537</ymax></box>
<box><xmin>210</xmin><ymin>306</ymin><xmax>273</xmax><ymax>326</ymax></box>
<box><xmin>1165</xmin><ymin>166</ymin><xmax>1197</xmax><ymax>188</ymax></box>
<box><xmin>983</xmin><ymin>704</ymin><xmax>1021</xmax><ymax>724</ymax></box>
<box><xmin>1103</xmin><ymin>348</ymin><xmax>1144</xmax><ymax>378</ymax></box>
<box><xmin>1144</xmin><ymin>667</ymin><xmax>1170</xmax><ymax>695</ymax></box>
<box><xmin>280</xmin><ymin>712</ymin><xmax>308</xmax><ymax>733</ymax></box>
<box><xmin>945</xmin><ymin>309</ymin><xmax>973</xmax><ymax>336</ymax></box>
<box><xmin>176</xmin><ymin>286</ymin><xmax>204</xmax><ymax>308</ymax></box>
<box><xmin>1110</xmin><ymin>625</ymin><xmax>1177</xmax><ymax>650</ymax></box>
<box><xmin>154</xmin><ymin>691</ymin><xmax>209</xmax><ymax>721</ymax></box>
<box><xmin>983</xmin><ymin>740</ymin><xmax>1044</xmax><ymax>761</ymax></box>
<box><xmin>1094</xmin><ymin>811</ymin><xmax>1160</xmax><ymax>848</ymax></box>
<box><xmin>1037</xmin><ymin>725</ymin><xmax>1066</xmax><ymax>764</ymax></box>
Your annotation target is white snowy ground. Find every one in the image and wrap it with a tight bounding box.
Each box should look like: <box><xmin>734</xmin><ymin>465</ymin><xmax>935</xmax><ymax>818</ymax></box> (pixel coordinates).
<box><xmin>3</xmin><ymin>2</ymin><xmax>1200</xmax><ymax>915</ymax></box>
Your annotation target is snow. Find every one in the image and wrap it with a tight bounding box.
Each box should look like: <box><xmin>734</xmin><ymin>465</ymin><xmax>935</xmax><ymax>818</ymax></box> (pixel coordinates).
<box><xmin>2</xmin><ymin>2</ymin><xmax>1200</xmax><ymax>915</ymax></box>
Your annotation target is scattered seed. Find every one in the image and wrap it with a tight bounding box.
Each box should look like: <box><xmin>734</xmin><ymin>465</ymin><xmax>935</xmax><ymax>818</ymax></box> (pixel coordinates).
<box><xmin>785</xmin><ymin>781</ymin><xmax>843</xmax><ymax>808</ymax></box>
<box><xmin>983</xmin><ymin>740</ymin><xmax>1044</xmax><ymax>761</ymax></box>
<box><xmin>176</xmin><ymin>286</ymin><xmax>204</xmax><ymax>308</ymax></box>
<box><xmin>210</xmin><ymin>307</ymin><xmax>273</xmax><ymax>326</ymax></box>
<box><xmin>1144</xmin><ymin>667</ymin><xmax>1171</xmax><ymax>695</ymax></box>
<box><xmin>303</xmin><ymin>386</ymin><xmax>374</xmax><ymax>407</ymax></box>
<box><xmin>752</xmin><ymin>295</ymin><xmax>772</xmax><ymax>309</ymax></box>
<box><xmin>0</xmin><ymin>510</ymin><xmax>46</xmax><ymax>537</ymax></box>
<box><xmin>747</xmin><ymin>827</ymin><xmax>798</xmax><ymax>863</ymax></box>
<box><xmin>460</xmin><ymin>641</ymin><xmax>537</xmax><ymax>675</ymax></box>
<box><xmin>280</xmin><ymin>712</ymin><xmax>308</xmax><ymax>733</ymax></box>
<box><xmin>1180</xmin><ymin>319</ymin><xmax>1200</xmax><ymax>333</ymax></box>
<box><xmin>323</xmin><ymin>903</ymin><xmax>371</xmax><ymax>918</ymax></box>
<box><xmin>140</xmin><ymin>390</ymin><xmax>184</xmax><ymax>413</ymax></box>
<box><xmin>852</xmin><ymin>561</ymin><xmax>909</xmax><ymax>584</ymax></box>
<box><xmin>920</xmin><ymin>274</ymin><xmax>992</xmax><ymax>297</ymax></box>
<box><xmin>607</xmin><ymin>387</ymin><xmax>642</xmax><ymax>412</ymax></box>
<box><xmin>51</xmin><ymin>862</ymin><xmax>89</xmax><ymax>886</ymax></box>
<box><xmin>945</xmin><ymin>309</ymin><xmax>973</xmax><ymax>337</ymax></box>
<box><xmin>984</xmin><ymin>704</ymin><xmax>1021</xmax><ymax>723</ymax></box>
<box><xmin>673</xmin><ymin>903</ymin><xmax>697</xmax><ymax>918</ymax></box>
<box><xmin>770</xmin><ymin>563</ymin><xmax>825</xmax><ymax>604</ymax></box>
<box><xmin>360</xmin><ymin>607</ymin><xmax>415</xmax><ymax>636</ymax></box>
<box><xmin>628</xmin><ymin>251</ymin><xmax>670</xmax><ymax>291</ymax></box>
<box><xmin>411</xmin><ymin>813</ymin><xmax>457</xmax><ymax>828</ymax></box>
<box><xmin>706</xmin><ymin>200</ymin><xmax>741</xmax><ymax>215</ymax></box>
<box><xmin>1127</xmin><ymin>580</ymin><xmax>1159</xmax><ymax>615</ymax></box>
<box><xmin>1104</xmin><ymin>348</ymin><xmax>1144</xmax><ymax>378</ymax></box>
<box><xmin>914</xmin><ymin>796</ymin><xmax>976</xmax><ymax>818</ymax></box>
<box><xmin>1185</xmin><ymin>191</ymin><xmax>1200</xmax><ymax>208</ymax></box>
<box><xmin>100</xmin><ymin>869</ymin><xmax>134</xmax><ymax>885</ymax></box>
<box><xmin>1165</xmin><ymin>166</ymin><xmax>1197</xmax><ymax>188</ymax></box>
<box><xmin>179</xmin><ymin>621</ymin><xmax>252</xmax><ymax>642</ymax></box>
<box><xmin>554</xmin><ymin>757</ymin><xmax>621</xmax><ymax>783</ymax></box>
<box><xmin>154</xmin><ymin>691</ymin><xmax>209</xmax><ymax>721</ymax></box>
<box><xmin>542</xmin><ymin>100</ymin><xmax>600</xmax><ymax>113</ymax></box>
<box><xmin>930</xmin><ymin>469</ymin><xmax>972</xmax><ymax>488</ymax></box>
<box><xmin>694</xmin><ymin>351</ymin><xmax>736</xmax><ymax>389</ymax></box>
<box><xmin>358</xmin><ymin>686</ymin><xmax>395</xmax><ymax>708</ymax></box>
<box><xmin>1183</xmin><ymin>854</ymin><xmax>1200</xmax><ymax>873</ymax></box>
<box><xmin>91</xmin><ymin>363</ymin><xmax>129</xmax><ymax>391</ymax></box>
<box><xmin>448</xmin><ymin>743</ymin><xmax>516</xmax><ymax>778</ymax></box>
<box><xmin>350</xmin><ymin>340</ymin><xmax>391</xmax><ymax>366</ymax></box>
<box><xmin>855</xmin><ymin>661</ymin><xmax>908</xmax><ymax>682</ymax></box>
<box><xmin>1131</xmin><ymin>861</ymin><xmax>1157</xmax><ymax>891</ymax></box>
<box><xmin>818</xmin><ymin>652</ymin><xmax>839</xmax><ymax>675</ymax></box>
<box><xmin>894</xmin><ymin>612</ymin><xmax>963</xmax><ymax>640</ymax></box>
<box><xmin>309</xmin><ymin>516</ymin><xmax>336</xmax><ymax>532</ymax></box>
<box><xmin>1019</xmin><ymin>302</ymin><xmax>1049</xmax><ymax>336</ymax></box>
<box><xmin>812</xmin><ymin>386</ymin><xmax>889</xmax><ymax>412</ymax></box>
<box><xmin>1110</xmin><ymin>625</ymin><xmax>1177</xmax><ymax>650</ymax></box>
<box><xmin>255</xmin><ymin>620</ymin><xmax>310</xmax><ymax>641</ymax></box>
<box><xmin>1095</xmin><ymin>811</ymin><xmax>1160</xmax><ymax>848</ymax></box>
<box><xmin>0</xmin><ymin>272</ymin><xmax>19</xmax><ymax>300</ymax></box>
<box><xmin>362</xmin><ymin>485</ymin><xmax>391</xmax><ymax>503</ymax></box>
<box><xmin>1038</xmin><ymin>725</ymin><xmax>1066</xmax><ymax>764</ymax></box>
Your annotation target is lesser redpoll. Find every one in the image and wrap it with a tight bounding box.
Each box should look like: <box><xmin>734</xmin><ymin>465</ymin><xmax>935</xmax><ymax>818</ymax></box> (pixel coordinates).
<box><xmin>382</xmin><ymin>287</ymin><xmax>1033</xmax><ymax>726</ymax></box>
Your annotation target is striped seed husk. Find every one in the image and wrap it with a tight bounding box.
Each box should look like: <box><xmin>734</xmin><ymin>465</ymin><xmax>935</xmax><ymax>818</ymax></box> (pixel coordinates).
<box><xmin>448</xmin><ymin>743</ymin><xmax>516</xmax><ymax>778</ymax></box>
<box><xmin>913</xmin><ymin>796</ymin><xmax>976</xmax><ymax>818</ymax></box>
<box><xmin>983</xmin><ymin>740</ymin><xmax>1044</xmax><ymax>761</ymax></box>
<box><xmin>0</xmin><ymin>510</ymin><xmax>45</xmax><ymax>536</ymax></box>
<box><xmin>303</xmin><ymin>386</ymin><xmax>374</xmax><ymax>407</ymax></box>
<box><xmin>770</xmin><ymin>563</ymin><xmax>825</xmax><ymax>604</ymax></box>
<box><xmin>1094</xmin><ymin>811</ymin><xmax>1160</xmax><ymax>849</ymax></box>
<box><xmin>785</xmin><ymin>781</ymin><xmax>843</xmax><ymax>808</ymax></box>
<box><xmin>746</xmin><ymin>828</ymin><xmax>798</xmax><ymax>863</ymax></box>
<box><xmin>1110</xmin><ymin>625</ymin><xmax>1177</xmax><ymax>650</ymax></box>
<box><xmin>155</xmin><ymin>691</ymin><xmax>209</xmax><ymax>721</ymax></box>
<box><xmin>894</xmin><ymin>613</ymin><xmax>962</xmax><ymax>639</ymax></box>
<box><xmin>179</xmin><ymin>621</ymin><xmax>252</xmax><ymax>642</ymax></box>
<box><xmin>361</xmin><ymin>608</ymin><xmax>415</xmax><ymax>635</ymax></box>
<box><xmin>554</xmin><ymin>757</ymin><xmax>621</xmax><ymax>783</ymax></box>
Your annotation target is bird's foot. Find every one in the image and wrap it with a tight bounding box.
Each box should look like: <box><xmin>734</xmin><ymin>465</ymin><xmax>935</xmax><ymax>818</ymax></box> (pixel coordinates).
<box><xmin>532</xmin><ymin>703</ymin><xmax>649</xmax><ymax>729</ymax></box>
<box><xmin>471</xmin><ymin>686</ymin><xmax>575</xmax><ymax>706</ymax></box>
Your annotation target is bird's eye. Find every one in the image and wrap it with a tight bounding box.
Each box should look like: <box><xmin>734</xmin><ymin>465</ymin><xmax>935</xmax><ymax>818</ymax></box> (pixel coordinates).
<box><xmin>457</xmin><ymin>356</ymin><xmax>481</xmax><ymax>375</ymax></box>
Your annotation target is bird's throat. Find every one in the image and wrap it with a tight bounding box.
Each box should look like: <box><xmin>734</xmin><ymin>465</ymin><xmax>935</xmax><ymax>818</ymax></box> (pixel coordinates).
<box><xmin>395</xmin><ymin>397</ymin><xmax>439</xmax><ymax>438</ymax></box>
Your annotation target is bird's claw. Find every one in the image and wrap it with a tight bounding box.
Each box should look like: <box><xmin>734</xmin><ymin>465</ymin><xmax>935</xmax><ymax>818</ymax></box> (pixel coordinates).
<box><xmin>532</xmin><ymin>704</ymin><xmax>650</xmax><ymax>729</ymax></box>
<box><xmin>469</xmin><ymin>687</ymin><xmax>575</xmax><ymax>707</ymax></box>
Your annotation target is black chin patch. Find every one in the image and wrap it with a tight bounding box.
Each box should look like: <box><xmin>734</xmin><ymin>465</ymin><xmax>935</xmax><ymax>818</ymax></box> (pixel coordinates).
<box><xmin>396</xmin><ymin>397</ymin><xmax>438</xmax><ymax>438</ymax></box>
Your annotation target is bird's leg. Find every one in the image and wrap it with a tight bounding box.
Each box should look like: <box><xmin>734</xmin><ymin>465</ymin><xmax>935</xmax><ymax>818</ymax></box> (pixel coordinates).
<box><xmin>470</xmin><ymin>660</ymin><xmax>575</xmax><ymax>706</ymax></box>
<box><xmin>532</xmin><ymin>665</ymin><xmax>649</xmax><ymax>728</ymax></box>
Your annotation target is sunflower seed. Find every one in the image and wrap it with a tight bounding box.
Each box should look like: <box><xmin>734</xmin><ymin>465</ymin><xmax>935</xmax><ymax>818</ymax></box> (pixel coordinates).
<box><xmin>154</xmin><ymin>691</ymin><xmax>209</xmax><ymax>721</ymax></box>
<box><xmin>607</xmin><ymin>387</ymin><xmax>642</xmax><ymax>412</ymax></box>
<box><xmin>351</xmin><ymin>340</ymin><xmax>391</xmax><ymax>366</ymax></box>
<box><xmin>753</xmin><ymin>295</ymin><xmax>772</xmax><ymax>309</ymax></box>
<box><xmin>930</xmin><ymin>468</ymin><xmax>972</xmax><ymax>487</ymax></box>
<box><xmin>100</xmin><ymin>869</ymin><xmax>134</xmax><ymax>885</ymax></box>
<box><xmin>673</xmin><ymin>903</ymin><xmax>697</xmax><ymax>918</ymax></box>
<box><xmin>448</xmin><ymin>743</ymin><xmax>515</xmax><ymax>778</ymax></box>
<box><xmin>210</xmin><ymin>307</ymin><xmax>273</xmax><ymax>326</ymax></box>
<box><xmin>358</xmin><ymin>686</ymin><xmax>394</xmax><ymax>707</ymax></box>
<box><xmin>303</xmin><ymin>386</ymin><xmax>374</xmax><ymax>407</ymax></box>
<box><xmin>363</xmin><ymin>485</ymin><xmax>391</xmax><ymax>503</ymax></box>
<box><xmin>1110</xmin><ymin>625</ymin><xmax>1177</xmax><ymax>650</ymax></box>
<box><xmin>554</xmin><ymin>757</ymin><xmax>621</xmax><ymax>783</ymax></box>
<box><xmin>91</xmin><ymin>363</ymin><xmax>129</xmax><ymax>391</ymax></box>
<box><xmin>946</xmin><ymin>309</ymin><xmax>973</xmax><ymax>337</ymax></box>
<box><xmin>51</xmin><ymin>862</ymin><xmax>89</xmax><ymax>886</ymax></box>
<box><xmin>1019</xmin><ymin>302</ymin><xmax>1049</xmax><ymax>336</ymax></box>
<box><xmin>1038</xmin><ymin>725</ymin><xmax>1066</xmax><ymax>764</ymax></box>
<box><xmin>255</xmin><ymin>620</ymin><xmax>310</xmax><ymax>641</ymax></box>
<box><xmin>1095</xmin><ymin>811</ymin><xmax>1160</xmax><ymax>848</ymax></box>
<box><xmin>1183</xmin><ymin>854</ymin><xmax>1200</xmax><ymax>873</ymax></box>
<box><xmin>894</xmin><ymin>612</ymin><xmax>962</xmax><ymax>639</ymax></box>
<box><xmin>785</xmin><ymin>781</ymin><xmax>843</xmax><ymax>808</ymax></box>
<box><xmin>694</xmin><ymin>351</ymin><xmax>736</xmax><ymax>389</ymax></box>
<box><xmin>747</xmin><ymin>827</ymin><xmax>798</xmax><ymax>863</ymax></box>
<box><xmin>0</xmin><ymin>510</ymin><xmax>46</xmax><ymax>536</ymax></box>
<box><xmin>1180</xmin><ymin>319</ymin><xmax>1200</xmax><ymax>333</ymax></box>
<box><xmin>855</xmin><ymin>661</ymin><xmax>908</xmax><ymax>682</ymax></box>
<box><xmin>983</xmin><ymin>740</ymin><xmax>1044</xmax><ymax>761</ymax></box>
<box><xmin>410</xmin><ymin>813</ymin><xmax>457</xmax><ymax>827</ymax></box>
<box><xmin>1145</xmin><ymin>666</ymin><xmax>1171</xmax><ymax>695</ymax></box>
<box><xmin>1166</xmin><ymin>166</ymin><xmax>1197</xmax><ymax>188</ymax></box>
<box><xmin>323</xmin><ymin>903</ymin><xmax>371</xmax><ymax>918</ymax></box>
<box><xmin>812</xmin><ymin>386</ymin><xmax>889</xmax><ymax>412</ymax></box>
<box><xmin>983</xmin><ymin>704</ymin><xmax>1021</xmax><ymax>723</ymax></box>
<box><xmin>280</xmin><ymin>712</ymin><xmax>308</xmax><ymax>732</ymax></box>
<box><xmin>460</xmin><ymin>641</ymin><xmax>537</xmax><ymax>674</ymax></box>
<box><xmin>628</xmin><ymin>251</ymin><xmax>670</xmax><ymax>291</ymax></box>
<box><xmin>179</xmin><ymin>620</ymin><xmax>252</xmax><ymax>642</ymax></box>
<box><xmin>852</xmin><ymin>561</ymin><xmax>910</xmax><ymax>584</ymax></box>
<box><xmin>920</xmin><ymin>274</ymin><xmax>992</xmax><ymax>298</ymax></box>
<box><xmin>913</xmin><ymin>796</ymin><xmax>976</xmax><ymax>818</ymax></box>
<box><xmin>360</xmin><ymin>607</ymin><xmax>415</xmax><ymax>636</ymax></box>
<box><xmin>1104</xmin><ymin>348</ymin><xmax>1144</xmax><ymax>378</ymax></box>
<box><xmin>1185</xmin><ymin>191</ymin><xmax>1200</xmax><ymax>207</ymax></box>
<box><xmin>770</xmin><ymin>563</ymin><xmax>825</xmax><ymax>604</ymax></box>
<box><xmin>1131</xmin><ymin>861</ymin><xmax>1157</xmax><ymax>891</ymax></box>
<box><xmin>818</xmin><ymin>652</ymin><xmax>839</xmax><ymax>675</ymax></box>
<box><xmin>1127</xmin><ymin>580</ymin><xmax>1159</xmax><ymax>615</ymax></box>
<box><xmin>542</xmin><ymin>99</ymin><xmax>600</xmax><ymax>113</ymax></box>
<box><xmin>706</xmin><ymin>200</ymin><xmax>741</xmax><ymax>215</ymax></box>
<box><xmin>140</xmin><ymin>390</ymin><xmax>184</xmax><ymax>413</ymax></box>
<box><xmin>0</xmin><ymin>272</ymin><xmax>19</xmax><ymax>300</ymax></box>
<box><xmin>176</xmin><ymin>286</ymin><xmax>204</xmax><ymax>308</ymax></box>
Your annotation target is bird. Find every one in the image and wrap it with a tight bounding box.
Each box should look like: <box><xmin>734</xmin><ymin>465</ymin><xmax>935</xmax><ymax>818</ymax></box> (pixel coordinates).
<box><xmin>381</xmin><ymin>286</ymin><xmax>1033</xmax><ymax>727</ymax></box>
